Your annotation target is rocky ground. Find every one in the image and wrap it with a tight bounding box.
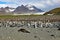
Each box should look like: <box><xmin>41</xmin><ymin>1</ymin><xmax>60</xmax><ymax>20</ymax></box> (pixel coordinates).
<box><xmin>0</xmin><ymin>27</ymin><xmax>60</xmax><ymax>40</ymax></box>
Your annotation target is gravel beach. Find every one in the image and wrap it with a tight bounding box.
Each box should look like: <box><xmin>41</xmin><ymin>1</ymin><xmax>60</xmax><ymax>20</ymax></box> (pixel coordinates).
<box><xmin>0</xmin><ymin>27</ymin><xmax>60</xmax><ymax>40</ymax></box>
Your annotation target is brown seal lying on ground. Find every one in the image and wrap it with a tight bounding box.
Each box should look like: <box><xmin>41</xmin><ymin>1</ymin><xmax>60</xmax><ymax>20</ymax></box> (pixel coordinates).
<box><xmin>18</xmin><ymin>28</ymin><xmax>30</xmax><ymax>33</ymax></box>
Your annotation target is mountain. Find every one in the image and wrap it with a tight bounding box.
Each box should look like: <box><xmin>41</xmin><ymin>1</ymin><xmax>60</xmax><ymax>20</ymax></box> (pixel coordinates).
<box><xmin>13</xmin><ymin>5</ymin><xmax>44</xmax><ymax>14</ymax></box>
<box><xmin>0</xmin><ymin>5</ymin><xmax>44</xmax><ymax>15</ymax></box>
<box><xmin>5</xmin><ymin>7</ymin><xmax>15</xmax><ymax>12</ymax></box>
<box><xmin>44</xmin><ymin>8</ymin><xmax>60</xmax><ymax>15</ymax></box>
<box><xmin>0</xmin><ymin>7</ymin><xmax>15</xmax><ymax>14</ymax></box>
<box><xmin>13</xmin><ymin>5</ymin><xmax>30</xmax><ymax>13</ymax></box>
<box><xmin>25</xmin><ymin>4</ymin><xmax>43</xmax><ymax>12</ymax></box>
<box><xmin>0</xmin><ymin>7</ymin><xmax>5</xmax><ymax>12</ymax></box>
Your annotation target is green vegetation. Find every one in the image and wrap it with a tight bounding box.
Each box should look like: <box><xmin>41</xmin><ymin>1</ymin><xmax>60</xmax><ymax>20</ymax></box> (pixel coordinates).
<box><xmin>0</xmin><ymin>15</ymin><xmax>60</xmax><ymax>19</ymax></box>
<box><xmin>0</xmin><ymin>15</ymin><xmax>43</xmax><ymax>19</ymax></box>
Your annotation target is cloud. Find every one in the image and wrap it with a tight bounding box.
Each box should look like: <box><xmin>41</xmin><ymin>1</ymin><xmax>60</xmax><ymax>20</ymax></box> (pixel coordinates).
<box><xmin>0</xmin><ymin>0</ymin><xmax>18</xmax><ymax>7</ymax></box>
<box><xmin>0</xmin><ymin>0</ymin><xmax>60</xmax><ymax>4</ymax></box>
<box><xmin>46</xmin><ymin>0</ymin><xmax>53</xmax><ymax>5</ymax></box>
<box><xmin>39</xmin><ymin>0</ymin><xmax>54</xmax><ymax>6</ymax></box>
<box><xmin>0</xmin><ymin>0</ymin><xmax>14</xmax><ymax>2</ymax></box>
<box><xmin>52</xmin><ymin>0</ymin><xmax>60</xmax><ymax>3</ymax></box>
<box><xmin>29</xmin><ymin>3</ymin><xmax>46</xmax><ymax>8</ymax></box>
<box><xmin>0</xmin><ymin>4</ymin><xmax>7</xmax><ymax>7</ymax></box>
<box><xmin>0</xmin><ymin>4</ymin><xmax>18</xmax><ymax>8</ymax></box>
<box><xmin>0</xmin><ymin>0</ymin><xmax>60</xmax><ymax>8</ymax></box>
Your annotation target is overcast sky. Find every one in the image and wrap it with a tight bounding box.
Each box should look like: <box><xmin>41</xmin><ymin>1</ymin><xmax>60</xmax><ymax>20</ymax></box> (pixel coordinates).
<box><xmin>0</xmin><ymin>0</ymin><xmax>60</xmax><ymax>11</ymax></box>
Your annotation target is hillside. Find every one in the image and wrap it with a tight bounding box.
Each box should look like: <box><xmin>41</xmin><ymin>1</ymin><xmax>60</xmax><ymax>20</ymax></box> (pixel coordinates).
<box><xmin>44</xmin><ymin>8</ymin><xmax>60</xmax><ymax>15</ymax></box>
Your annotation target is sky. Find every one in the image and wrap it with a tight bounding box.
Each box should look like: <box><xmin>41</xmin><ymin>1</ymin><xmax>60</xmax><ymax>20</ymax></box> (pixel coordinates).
<box><xmin>0</xmin><ymin>0</ymin><xmax>60</xmax><ymax>11</ymax></box>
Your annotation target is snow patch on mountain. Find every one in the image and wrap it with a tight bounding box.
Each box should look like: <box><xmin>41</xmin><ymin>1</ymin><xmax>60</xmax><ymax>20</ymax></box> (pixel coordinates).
<box><xmin>25</xmin><ymin>4</ymin><xmax>35</xmax><ymax>10</ymax></box>
<box><xmin>9</xmin><ymin>9</ymin><xmax>15</xmax><ymax>12</ymax></box>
